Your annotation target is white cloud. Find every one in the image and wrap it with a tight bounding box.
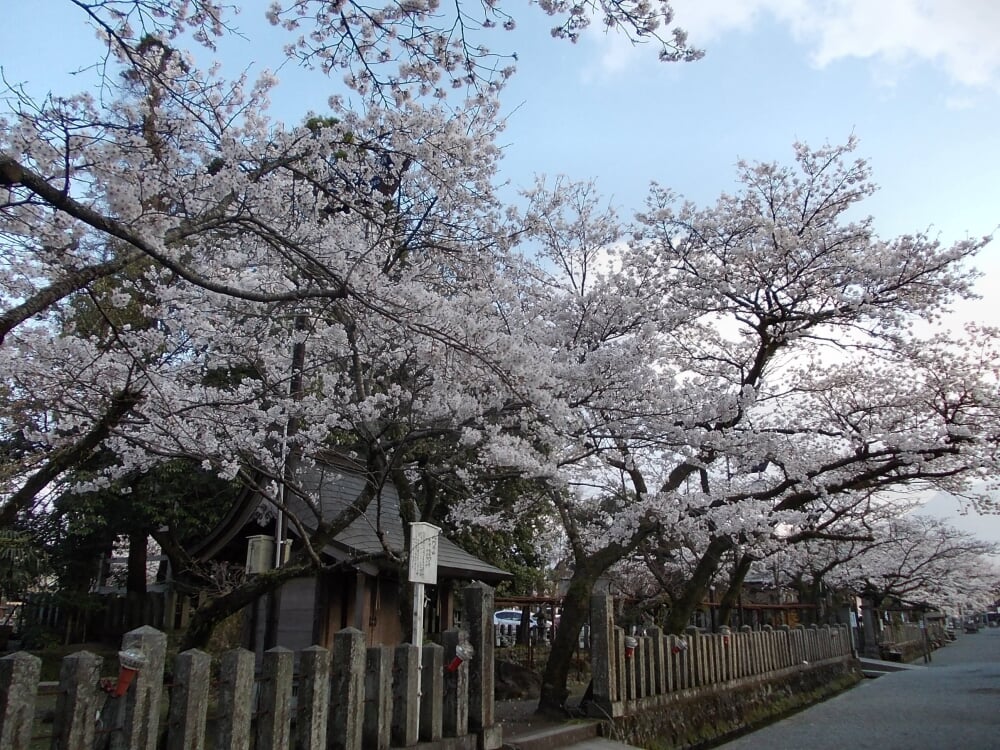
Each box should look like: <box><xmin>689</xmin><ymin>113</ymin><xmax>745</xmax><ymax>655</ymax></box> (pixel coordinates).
<box><xmin>580</xmin><ymin>26</ymin><xmax>646</xmax><ymax>83</ymax></box>
<box><xmin>603</xmin><ymin>0</ymin><xmax>1000</xmax><ymax>89</ymax></box>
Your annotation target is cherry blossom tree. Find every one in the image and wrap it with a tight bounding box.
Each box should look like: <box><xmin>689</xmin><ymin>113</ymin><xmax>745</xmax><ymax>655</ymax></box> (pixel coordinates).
<box><xmin>799</xmin><ymin>514</ymin><xmax>1000</xmax><ymax>612</ymax></box>
<box><xmin>504</xmin><ymin>141</ymin><xmax>999</xmax><ymax>712</ymax></box>
<box><xmin>0</xmin><ymin>0</ymin><xmax>703</xmax><ymax>647</ymax></box>
<box><xmin>4</xmin><ymin>1</ymin><xmax>999</xmax><ymax>720</ymax></box>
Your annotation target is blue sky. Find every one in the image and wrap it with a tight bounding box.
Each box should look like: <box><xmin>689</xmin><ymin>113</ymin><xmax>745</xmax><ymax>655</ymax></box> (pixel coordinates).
<box><xmin>4</xmin><ymin>1</ymin><xmax>1000</xmax><ymax>538</ymax></box>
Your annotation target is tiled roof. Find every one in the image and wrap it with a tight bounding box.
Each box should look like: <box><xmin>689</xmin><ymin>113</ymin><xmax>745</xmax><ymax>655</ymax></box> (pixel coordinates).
<box><xmin>287</xmin><ymin>458</ymin><xmax>511</xmax><ymax>583</ymax></box>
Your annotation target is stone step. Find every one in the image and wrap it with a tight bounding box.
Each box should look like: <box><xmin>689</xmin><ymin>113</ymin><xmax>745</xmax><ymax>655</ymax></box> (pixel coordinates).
<box><xmin>501</xmin><ymin>721</ymin><xmax>644</xmax><ymax>750</ymax></box>
<box><xmin>502</xmin><ymin>720</ymin><xmax>600</xmax><ymax>750</ymax></box>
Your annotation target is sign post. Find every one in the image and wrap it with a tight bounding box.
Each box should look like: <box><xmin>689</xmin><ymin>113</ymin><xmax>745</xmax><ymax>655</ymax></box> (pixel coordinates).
<box><xmin>408</xmin><ymin>522</ymin><xmax>440</xmax><ymax>720</ymax></box>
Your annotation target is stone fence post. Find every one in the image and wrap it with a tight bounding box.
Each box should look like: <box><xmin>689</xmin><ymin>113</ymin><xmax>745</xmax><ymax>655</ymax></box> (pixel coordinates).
<box><xmin>589</xmin><ymin>593</ymin><xmax>623</xmax><ymax>718</ymax></box>
<box><xmin>166</xmin><ymin>649</ymin><xmax>211</xmax><ymax>750</ymax></box>
<box><xmin>442</xmin><ymin>629</ymin><xmax>470</xmax><ymax>737</ymax></box>
<box><xmin>111</xmin><ymin>625</ymin><xmax>167</xmax><ymax>750</ymax></box>
<box><xmin>463</xmin><ymin>582</ymin><xmax>502</xmax><ymax>749</ymax></box>
<box><xmin>52</xmin><ymin>650</ymin><xmax>102</xmax><ymax>749</ymax></box>
<box><xmin>215</xmin><ymin>648</ymin><xmax>254</xmax><ymax>750</ymax></box>
<box><xmin>364</xmin><ymin>646</ymin><xmax>391</xmax><ymax>750</ymax></box>
<box><xmin>421</xmin><ymin>643</ymin><xmax>444</xmax><ymax>742</ymax></box>
<box><xmin>256</xmin><ymin>646</ymin><xmax>293</xmax><ymax>750</ymax></box>
<box><xmin>392</xmin><ymin>644</ymin><xmax>420</xmax><ymax>747</ymax></box>
<box><xmin>0</xmin><ymin>651</ymin><xmax>41</xmax><ymax>750</ymax></box>
<box><xmin>329</xmin><ymin>627</ymin><xmax>365</xmax><ymax>750</ymax></box>
<box><xmin>298</xmin><ymin>646</ymin><xmax>332</xmax><ymax>750</ymax></box>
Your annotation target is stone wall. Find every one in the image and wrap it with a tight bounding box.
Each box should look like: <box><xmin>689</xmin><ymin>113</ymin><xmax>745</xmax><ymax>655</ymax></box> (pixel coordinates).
<box><xmin>603</xmin><ymin>659</ymin><xmax>861</xmax><ymax>749</ymax></box>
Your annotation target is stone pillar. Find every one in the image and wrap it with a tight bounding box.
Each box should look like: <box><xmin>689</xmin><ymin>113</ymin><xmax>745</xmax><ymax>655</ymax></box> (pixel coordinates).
<box><xmin>52</xmin><ymin>651</ymin><xmax>102</xmax><ymax>750</ymax></box>
<box><xmin>642</xmin><ymin>635</ymin><xmax>654</xmax><ymax>697</ymax></box>
<box><xmin>648</xmin><ymin>628</ymin><xmax>666</xmax><ymax>695</ymax></box>
<box><xmin>624</xmin><ymin>641</ymin><xmax>636</xmax><ymax>702</ymax></box>
<box><xmin>329</xmin><ymin>627</ymin><xmax>365</xmax><ymax>750</ymax></box>
<box><xmin>0</xmin><ymin>651</ymin><xmax>41</xmax><ymax>750</ymax></box>
<box><xmin>707</xmin><ymin>634</ymin><xmax>718</xmax><ymax>685</ymax></box>
<box><xmin>666</xmin><ymin>635</ymin><xmax>679</xmax><ymax>691</ymax></box>
<box><xmin>392</xmin><ymin>644</ymin><xmax>420</xmax><ymax>747</ymax></box>
<box><xmin>703</xmin><ymin>634</ymin><xmax>712</xmax><ymax>685</ymax></box>
<box><xmin>775</xmin><ymin>625</ymin><xmax>787</xmax><ymax>667</ymax></box>
<box><xmin>861</xmin><ymin>600</ymin><xmax>880</xmax><ymax>658</ymax></box>
<box><xmin>761</xmin><ymin>625</ymin><xmax>773</xmax><ymax>673</ymax></box>
<box><xmin>215</xmin><ymin>648</ymin><xmax>254</xmax><ymax>750</ymax></box>
<box><xmin>670</xmin><ymin>634</ymin><xmax>687</xmax><ymax>690</ymax></box>
<box><xmin>634</xmin><ymin>636</ymin><xmax>646</xmax><ymax>699</ymax></box>
<box><xmin>614</xmin><ymin>628</ymin><xmax>626</xmax><ymax>702</ymax></box>
<box><xmin>111</xmin><ymin>625</ymin><xmax>167</xmax><ymax>750</ymax></box>
<box><xmin>420</xmin><ymin>643</ymin><xmax>444</xmax><ymax>742</ymax></box>
<box><xmin>298</xmin><ymin>646</ymin><xmax>331</xmax><ymax>750</ymax></box>
<box><xmin>166</xmin><ymin>649</ymin><xmax>211</xmax><ymax>750</ymax></box>
<box><xmin>442</xmin><ymin>629</ymin><xmax>469</xmax><ymax>737</ymax></box>
<box><xmin>256</xmin><ymin>647</ymin><xmax>293</xmax><ymax>750</ymax></box>
<box><xmin>463</xmin><ymin>583</ymin><xmax>501</xmax><ymax>750</ymax></box>
<box><xmin>753</xmin><ymin>629</ymin><xmax>764</xmax><ymax>675</ymax></box>
<box><xmin>678</xmin><ymin>634</ymin><xmax>690</xmax><ymax>690</ymax></box>
<box><xmin>685</xmin><ymin>627</ymin><xmax>700</xmax><ymax>686</ymax></box>
<box><xmin>589</xmin><ymin>593</ymin><xmax>620</xmax><ymax>717</ymax></box>
<box><xmin>719</xmin><ymin>627</ymin><xmax>732</xmax><ymax>682</ymax></box>
<box><xmin>364</xmin><ymin>646</ymin><xmax>391</xmax><ymax>750</ymax></box>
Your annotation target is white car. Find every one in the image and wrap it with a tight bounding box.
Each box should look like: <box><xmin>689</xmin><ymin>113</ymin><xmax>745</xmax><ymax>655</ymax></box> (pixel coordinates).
<box><xmin>493</xmin><ymin>609</ymin><xmax>538</xmax><ymax>628</ymax></box>
<box><xmin>493</xmin><ymin>609</ymin><xmax>538</xmax><ymax>646</ymax></box>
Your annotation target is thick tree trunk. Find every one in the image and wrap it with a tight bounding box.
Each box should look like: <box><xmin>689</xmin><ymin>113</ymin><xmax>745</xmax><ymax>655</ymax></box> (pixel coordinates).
<box><xmin>664</xmin><ymin>536</ymin><xmax>733</xmax><ymax>634</ymax></box>
<box><xmin>179</xmin><ymin>562</ymin><xmax>313</xmax><ymax>650</ymax></box>
<box><xmin>715</xmin><ymin>553</ymin><xmax>753</xmax><ymax>629</ymax></box>
<box><xmin>537</xmin><ymin>564</ymin><xmax>601</xmax><ymax>717</ymax></box>
<box><xmin>797</xmin><ymin>578</ymin><xmax>823</xmax><ymax>625</ymax></box>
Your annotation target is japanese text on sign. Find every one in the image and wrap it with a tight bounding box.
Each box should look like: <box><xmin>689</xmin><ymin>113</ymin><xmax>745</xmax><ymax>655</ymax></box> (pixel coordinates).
<box><xmin>408</xmin><ymin>522</ymin><xmax>440</xmax><ymax>584</ymax></box>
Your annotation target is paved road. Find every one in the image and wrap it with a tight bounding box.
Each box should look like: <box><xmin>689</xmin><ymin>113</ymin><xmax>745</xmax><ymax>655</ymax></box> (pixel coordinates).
<box><xmin>717</xmin><ymin>626</ymin><xmax>1000</xmax><ymax>750</ymax></box>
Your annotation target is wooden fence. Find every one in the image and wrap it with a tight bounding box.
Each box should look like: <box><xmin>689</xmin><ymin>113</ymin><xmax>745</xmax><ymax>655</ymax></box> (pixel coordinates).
<box><xmin>588</xmin><ymin>593</ymin><xmax>856</xmax><ymax>718</ymax></box>
<box><xmin>0</xmin><ymin>583</ymin><xmax>501</xmax><ymax>750</ymax></box>
<box><xmin>17</xmin><ymin>591</ymin><xmax>191</xmax><ymax>645</ymax></box>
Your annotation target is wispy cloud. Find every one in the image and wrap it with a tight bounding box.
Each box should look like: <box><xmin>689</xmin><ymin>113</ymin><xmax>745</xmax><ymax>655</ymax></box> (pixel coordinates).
<box><xmin>589</xmin><ymin>0</ymin><xmax>1000</xmax><ymax>90</ymax></box>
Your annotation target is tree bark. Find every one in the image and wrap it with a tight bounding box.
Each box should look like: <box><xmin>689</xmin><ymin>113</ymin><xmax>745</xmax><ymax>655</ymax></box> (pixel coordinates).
<box><xmin>0</xmin><ymin>390</ymin><xmax>142</xmax><ymax>526</ymax></box>
<box><xmin>179</xmin><ymin>561</ymin><xmax>314</xmax><ymax>650</ymax></box>
<box><xmin>664</xmin><ymin>536</ymin><xmax>733</xmax><ymax>634</ymax></box>
<box><xmin>715</xmin><ymin>553</ymin><xmax>753</xmax><ymax>629</ymax></box>
<box><xmin>537</xmin><ymin>563</ymin><xmax>602</xmax><ymax>717</ymax></box>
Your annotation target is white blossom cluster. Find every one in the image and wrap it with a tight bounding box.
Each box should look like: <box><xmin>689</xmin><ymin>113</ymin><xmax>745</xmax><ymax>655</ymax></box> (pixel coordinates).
<box><xmin>1</xmin><ymin>1</ymin><xmax>998</xmax><ymax>647</ymax></box>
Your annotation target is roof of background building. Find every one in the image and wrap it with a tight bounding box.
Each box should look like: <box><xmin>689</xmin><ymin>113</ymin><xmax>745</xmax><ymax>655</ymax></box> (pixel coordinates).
<box><xmin>196</xmin><ymin>454</ymin><xmax>510</xmax><ymax>584</ymax></box>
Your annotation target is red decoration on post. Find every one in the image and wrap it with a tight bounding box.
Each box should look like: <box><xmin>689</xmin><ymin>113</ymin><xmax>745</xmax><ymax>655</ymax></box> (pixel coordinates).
<box><xmin>624</xmin><ymin>636</ymin><xmax>638</xmax><ymax>659</ymax></box>
<box><xmin>113</xmin><ymin>648</ymin><xmax>147</xmax><ymax>697</ymax></box>
<box><xmin>446</xmin><ymin>642</ymin><xmax>474</xmax><ymax>672</ymax></box>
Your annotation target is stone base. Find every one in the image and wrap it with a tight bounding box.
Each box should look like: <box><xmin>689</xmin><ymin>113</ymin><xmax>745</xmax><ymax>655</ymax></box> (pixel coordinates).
<box><xmin>604</xmin><ymin>658</ymin><xmax>861</xmax><ymax>749</ymax></box>
<box><xmin>478</xmin><ymin>724</ymin><xmax>503</xmax><ymax>750</ymax></box>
